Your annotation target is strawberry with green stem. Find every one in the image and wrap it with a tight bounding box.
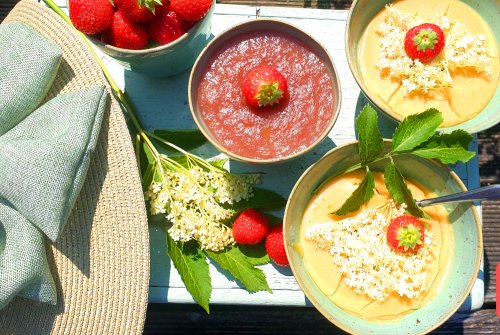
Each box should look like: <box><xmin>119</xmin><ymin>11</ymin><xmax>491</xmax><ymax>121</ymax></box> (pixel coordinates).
<box><xmin>386</xmin><ymin>215</ymin><xmax>425</xmax><ymax>253</ymax></box>
<box><xmin>404</xmin><ymin>23</ymin><xmax>445</xmax><ymax>63</ymax></box>
<box><xmin>114</xmin><ymin>0</ymin><xmax>164</xmax><ymax>23</ymax></box>
<box><xmin>242</xmin><ymin>66</ymin><xmax>288</xmax><ymax>108</ymax></box>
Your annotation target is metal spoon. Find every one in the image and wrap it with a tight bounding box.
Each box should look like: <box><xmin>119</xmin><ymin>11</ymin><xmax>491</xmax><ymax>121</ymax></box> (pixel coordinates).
<box><xmin>416</xmin><ymin>184</ymin><xmax>500</xmax><ymax>207</ymax></box>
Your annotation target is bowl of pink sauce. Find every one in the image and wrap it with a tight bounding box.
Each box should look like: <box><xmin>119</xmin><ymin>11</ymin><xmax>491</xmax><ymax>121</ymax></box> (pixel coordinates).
<box><xmin>189</xmin><ymin>19</ymin><xmax>341</xmax><ymax>164</ymax></box>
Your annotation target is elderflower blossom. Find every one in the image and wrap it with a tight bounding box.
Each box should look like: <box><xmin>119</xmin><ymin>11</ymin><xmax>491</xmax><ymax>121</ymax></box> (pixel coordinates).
<box><xmin>145</xmin><ymin>165</ymin><xmax>259</xmax><ymax>251</ymax></box>
<box><xmin>376</xmin><ymin>6</ymin><xmax>493</xmax><ymax>94</ymax></box>
<box><xmin>305</xmin><ymin>201</ymin><xmax>435</xmax><ymax>302</ymax></box>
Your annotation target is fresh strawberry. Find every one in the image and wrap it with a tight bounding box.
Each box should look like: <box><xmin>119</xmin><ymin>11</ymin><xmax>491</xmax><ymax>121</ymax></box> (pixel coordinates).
<box><xmin>265</xmin><ymin>225</ymin><xmax>289</xmax><ymax>267</ymax></box>
<box><xmin>170</xmin><ymin>0</ymin><xmax>212</xmax><ymax>22</ymax></box>
<box><xmin>404</xmin><ymin>23</ymin><xmax>445</xmax><ymax>63</ymax></box>
<box><xmin>386</xmin><ymin>215</ymin><xmax>425</xmax><ymax>253</ymax></box>
<box><xmin>242</xmin><ymin>66</ymin><xmax>288</xmax><ymax>108</ymax></box>
<box><xmin>108</xmin><ymin>11</ymin><xmax>149</xmax><ymax>50</ymax></box>
<box><xmin>114</xmin><ymin>0</ymin><xmax>163</xmax><ymax>23</ymax></box>
<box><xmin>69</xmin><ymin>0</ymin><xmax>114</xmax><ymax>35</ymax></box>
<box><xmin>232</xmin><ymin>209</ymin><xmax>270</xmax><ymax>245</ymax></box>
<box><xmin>147</xmin><ymin>7</ymin><xmax>192</xmax><ymax>45</ymax></box>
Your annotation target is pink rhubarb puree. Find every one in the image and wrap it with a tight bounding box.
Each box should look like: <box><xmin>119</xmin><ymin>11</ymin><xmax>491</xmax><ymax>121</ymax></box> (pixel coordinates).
<box><xmin>196</xmin><ymin>31</ymin><xmax>335</xmax><ymax>160</ymax></box>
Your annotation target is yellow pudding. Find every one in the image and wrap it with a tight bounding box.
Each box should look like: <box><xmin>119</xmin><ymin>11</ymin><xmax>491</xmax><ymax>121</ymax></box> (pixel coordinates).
<box><xmin>299</xmin><ymin>171</ymin><xmax>454</xmax><ymax>322</ymax></box>
<box><xmin>358</xmin><ymin>0</ymin><xmax>500</xmax><ymax>127</ymax></box>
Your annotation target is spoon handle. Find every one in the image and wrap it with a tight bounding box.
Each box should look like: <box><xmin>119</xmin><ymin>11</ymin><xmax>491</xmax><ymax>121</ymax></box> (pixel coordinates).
<box><xmin>416</xmin><ymin>185</ymin><xmax>500</xmax><ymax>207</ymax></box>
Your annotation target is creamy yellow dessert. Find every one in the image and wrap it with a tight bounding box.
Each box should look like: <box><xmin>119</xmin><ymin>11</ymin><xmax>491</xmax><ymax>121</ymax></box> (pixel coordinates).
<box><xmin>298</xmin><ymin>171</ymin><xmax>453</xmax><ymax>322</ymax></box>
<box><xmin>358</xmin><ymin>0</ymin><xmax>500</xmax><ymax>127</ymax></box>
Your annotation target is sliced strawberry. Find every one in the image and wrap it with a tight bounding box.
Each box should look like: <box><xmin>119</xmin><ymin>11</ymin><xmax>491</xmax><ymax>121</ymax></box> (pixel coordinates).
<box><xmin>108</xmin><ymin>11</ymin><xmax>149</xmax><ymax>50</ymax></box>
<box><xmin>386</xmin><ymin>215</ymin><xmax>425</xmax><ymax>253</ymax></box>
<box><xmin>404</xmin><ymin>23</ymin><xmax>445</xmax><ymax>63</ymax></box>
<box><xmin>232</xmin><ymin>209</ymin><xmax>270</xmax><ymax>245</ymax></box>
<box><xmin>147</xmin><ymin>7</ymin><xmax>192</xmax><ymax>45</ymax></box>
<box><xmin>69</xmin><ymin>0</ymin><xmax>114</xmax><ymax>35</ymax></box>
<box><xmin>242</xmin><ymin>66</ymin><xmax>288</xmax><ymax>108</ymax></box>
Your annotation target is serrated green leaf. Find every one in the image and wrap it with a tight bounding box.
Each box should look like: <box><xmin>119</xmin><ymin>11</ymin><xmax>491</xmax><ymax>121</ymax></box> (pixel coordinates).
<box><xmin>236</xmin><ymin>244</ymin><xmax>270</xmax><ymax>266</ymax></box>
<box><xmin>412</xmin><ymin>130</ymin><xmax>475</xmax><ymax>164</ymax></box>
<box><xmin>384</xmin><ymin>161</ymin><xmax>424</xmax><ymax>217</ymax></box>
<box><xmin>209</xmin><ymin>158</ymin><xmax>228</xmax><ymax>169</ymax></box>
<box><xmin>154</xmin><ymin>129</ymin><xmax>208</xmax><ymax>152</ymax></box>
<box><xmin>205</xmin><ymin>247</ymin><xmax>272</xmax><ymax>293</ymax></box>
<box><xmin>392</xmin><ymin>108</ymin><xmax>443</xmax><ymax>153</ymax></box>
<box><xmin>412</xmin><ymin>146</ymin><xmax>475</xmax><ymax>164</ymax></box>
<box><xmin>356</xmin><ymin>104</ymin><xmax>384</xmax><ymax>165</ymax></box>
<box><xmin>331</xmin><ymin>170</ymin><xmax>375</xmax><ymax>215</ymax></box>
<box><xmin>229</xmin><ymin>188</ymin><xmax>286</xmax><ymax>212</ymax></box>
<box><xmin>167</xmin><ymin>236</ymin><xmax>212</xmax><ymax>313</ymax></box>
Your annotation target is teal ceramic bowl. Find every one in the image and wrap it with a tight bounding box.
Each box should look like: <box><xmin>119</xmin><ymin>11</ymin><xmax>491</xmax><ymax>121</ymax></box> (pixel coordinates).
<box><xmin>283</xmin><ymin>141</ymin><xmax>482</xmax><ymax>335</ymax></box>
<box><xmin>84</xmin><ymin>1</ymin><xmax>215</xmax><ymax>77</ymax></box>
<box><xmin>345</xmin><ymin>0</ymin><xmax>500</xmax><ymax>133</ymax></box>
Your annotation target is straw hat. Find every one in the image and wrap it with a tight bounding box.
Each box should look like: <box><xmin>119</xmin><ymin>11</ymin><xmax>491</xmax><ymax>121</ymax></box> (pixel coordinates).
<box><xmin>0</xmin><ymin>1</ymin><xmax>150</xmax><ymax>334</ymax></box>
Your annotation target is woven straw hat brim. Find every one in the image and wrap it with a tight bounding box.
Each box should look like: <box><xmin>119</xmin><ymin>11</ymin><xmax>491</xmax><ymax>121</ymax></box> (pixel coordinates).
<box><xmin>0</xmin><ymin>1</ymin><xmax>150</xmax><ymax>334</ymax></box>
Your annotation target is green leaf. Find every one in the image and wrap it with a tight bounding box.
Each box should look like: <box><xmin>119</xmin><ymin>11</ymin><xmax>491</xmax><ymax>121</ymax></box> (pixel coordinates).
<box><xmin>209</xmin><ymin>158</ymin><xmax>229</xmax><ymax>169</ymax></box>
<box><xmin>205</xmin><ymin>247</ymin><xmax>272</xmax><ymax>293</ymax></box>
<box><xmin>236</xmin><ymin>244</ymin><xmax>270</xmax><ymax>266</ymax></box>
<box><xmin>167</xmin><ymin>236</ymin><xmax>212</xmax><ymax>313</ymax></box>
<box><xmin>412</xmin><ymin>130</ymin><xmax>475</xmax><ymax>164</ymax></box>
<box><xmin>392</xmin><ymin>108</ymin><xmax>443</xmax><ymax>153</ymax></box>
<box><xmin>356</xmin><ymin>104</ymin><xmax>384</xmax><ymax>165</ymax></box>
<box><xmin>384</xmin><ymin>161</ymin><xmax>424</xmax><ymax>217</ymax></box>
<box><xmin>331</xmin><ymin>170</ymin><xmax>375</xmax><ymax>216</ymax></box>
<box><xmin>142</xmin><ymin>142</ymin><xmax>156</xmax><ymax>165</ymax></box>
<box><xmin>154</xmin><ymin>129</ymin><xmax>208</xmax><ymax>152</ymax></box>
<box><xmin>142</xmin><ymin>162</ymin><xmax>156</xmax><ymax>190</ymax></box>
<box><xmin>229</xmin><ymin>188</ymin><xmax>286</xmax><ymax>212</ymax></box>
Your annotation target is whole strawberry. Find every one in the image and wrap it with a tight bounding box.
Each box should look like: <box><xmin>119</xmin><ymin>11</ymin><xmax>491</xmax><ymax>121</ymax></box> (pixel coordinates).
<box><xmin>114</xmin><ymin>0</ymin><xmax>164</xmax><ymax>23</ymax></box>
<box><xmin>107</xmin><ymin>11</ymin><xmax>149</xmax><ymax>50</ymax></box>
<box><xmin>265</xmin><ymin>225</ymin><xmax>289</xmax><ymax>267</ymax></box>
<box><xmin>147</xmin><ymin>7</ymin><xmax>192</xmax><ymax>45</ymax></box>
<box><xmin>242</xmin><ymin>66</ymin><xmax>288</xmax><ymax>108</ymax></box>
<box><xmin>404</xmin><ymin>23</ymin><xmax>445</xmax><ymax>63</ymax></box>
<box><xmin>69</xmin><ymin>0</ymin><xmax>114</xmax><ymax>35</ymax></box>
<box><xmin>232</xmin><ymin>209</ymin><xmax>270</xmax><ymax>245</ymax></box>
<box><xmin>170</xmin><ymin>0</ymin><xmax>212</xmax><ymax>22</ymax></box>
<box><xmin>386</xmin><ymin>215</ymin><xmax>425</xmax><ymax>253</ymax></box>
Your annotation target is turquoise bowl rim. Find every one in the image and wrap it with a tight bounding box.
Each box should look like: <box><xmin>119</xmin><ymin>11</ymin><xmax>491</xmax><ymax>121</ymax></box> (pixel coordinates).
<box><xmin>345</xmin><ymin>0</ymin><xmax>500</xmax><ymax>134</ymax></box>
<box><xmin>283</xmin><ymin>140</ymin><xmax>483</xmax><ymax>335</ymax></box>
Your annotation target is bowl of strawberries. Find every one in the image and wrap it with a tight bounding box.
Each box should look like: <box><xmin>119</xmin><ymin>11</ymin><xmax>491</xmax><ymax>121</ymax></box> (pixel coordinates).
<box><xmin>68</xmin><ymin>0</ymin><xmax>215</xmax><ymax>77</ymax></box>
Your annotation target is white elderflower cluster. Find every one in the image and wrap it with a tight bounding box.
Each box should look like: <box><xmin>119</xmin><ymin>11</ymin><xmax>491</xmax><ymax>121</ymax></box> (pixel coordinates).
<box><xmin>376</xmin><ymin>6</ymin><xmax>492</xmax><ymax>94</ymax></box>
<box><xmin>145</xmin><ymin>166</ymin><xmax>259</xmax><ymax>251</ymax></box>
<box><xmin>305</xmin><ymin>201</ymin><xmax>435</xmax><ymax>302</ymax></box>
<box><xmin>445</xmin><ymin>23</ymin><xmax>493</xmax><ymax>74</ymax></box>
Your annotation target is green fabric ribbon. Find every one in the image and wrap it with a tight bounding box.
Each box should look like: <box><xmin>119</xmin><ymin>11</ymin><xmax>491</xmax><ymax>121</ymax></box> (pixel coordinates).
<box><xmin>0</xmin><ymin>22</ymin><xmax>108</xmax><ymax>309</ymax></box>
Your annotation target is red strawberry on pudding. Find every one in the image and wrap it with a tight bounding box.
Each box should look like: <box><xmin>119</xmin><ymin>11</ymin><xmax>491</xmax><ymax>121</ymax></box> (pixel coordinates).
<box><xmin>232</xmin><ymin>209</ymin><xmax>270</xmax><ymax>245</ymax></box>
<box><xmin>170</xmin><ymin>0</ymin><xmax>213</xmax><ymax>22</ymax></box>
<box><xmin>114</xmin><ymin>0</ymin><xmax>164</xmax><ymax>23</ymax></box>
<box><xmin>242</xmin><ymin>66</ymin><xmax>288</xmax><ymax>108</ymax></box>
<box><xmin>404</xmin><ymin>23</ymin><xmax>445</xmax><ymax>63</ymax></box>
<box><xmin>386</xmin><ymin>215</ymin><xmax>425</xmax><ymax>253</ymax></box>
<box><xmin>69</xmin><ymin>0</ymin><xmax>114</xmax><ymax>35</ymax></box>
<box><xmin>147</xmin><ymin>7</ymin><xmax>193</xmax><ymax>45</ymax></box>
<box><xmin>107</xmin><ymin>11</ymin><xmax>149</xmax><ymax>50</ymax></box>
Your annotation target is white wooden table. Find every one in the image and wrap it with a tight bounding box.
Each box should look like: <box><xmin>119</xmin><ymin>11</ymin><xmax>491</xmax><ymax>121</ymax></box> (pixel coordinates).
<box><xmin>54</xmin><ymin>1</ymin><xmax>483</xmax><ymax>311</ymax></box>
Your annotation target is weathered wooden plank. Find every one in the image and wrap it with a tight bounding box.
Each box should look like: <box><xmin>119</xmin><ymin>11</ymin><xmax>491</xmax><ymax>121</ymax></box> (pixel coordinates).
<box><xmin>482</xmin><ymin>199</ymin><xmax>500</xmax><ymax>305</ymax></box>
<box><xmin>143</xmin><ymin>304</ymin><xmax>500</xmax><ymax>334</ymax></box>
<box><xmin>218</xmin><ymin>0</ymin><xmax>353</xmax><ymax>9</ymax></box>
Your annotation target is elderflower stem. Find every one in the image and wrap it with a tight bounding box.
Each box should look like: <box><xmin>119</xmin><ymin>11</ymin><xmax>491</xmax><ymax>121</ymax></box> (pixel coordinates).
<box><xmin>43</xmin><ymin>0</ymin><xmax>161</xmax><ymax>162</ymax></box>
